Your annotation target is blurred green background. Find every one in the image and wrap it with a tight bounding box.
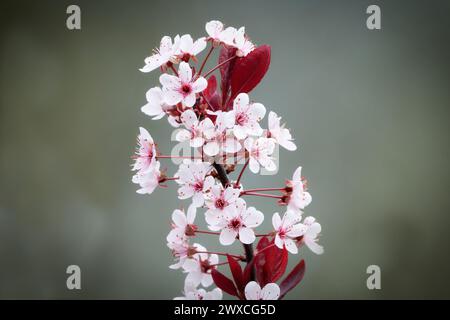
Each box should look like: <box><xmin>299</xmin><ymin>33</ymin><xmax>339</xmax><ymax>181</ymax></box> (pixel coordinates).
<box><xmin>1</xmin><ymin>0</ymin><xmax>449</xmax><ymax>299</ymax></box>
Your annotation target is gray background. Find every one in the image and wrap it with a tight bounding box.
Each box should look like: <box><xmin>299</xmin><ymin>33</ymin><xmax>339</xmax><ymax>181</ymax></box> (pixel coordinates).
<box><xmin>1</xmin><ymin>0</ymin><xmax>449</xmax><ymax>299</ymax></box>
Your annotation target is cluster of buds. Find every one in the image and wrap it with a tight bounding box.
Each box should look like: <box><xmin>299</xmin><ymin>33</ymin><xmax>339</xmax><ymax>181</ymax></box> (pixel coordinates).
<box><xmin>131</xmin><ymin>20</ymin><xmax>323</xmax><ymax>300</ymax></box>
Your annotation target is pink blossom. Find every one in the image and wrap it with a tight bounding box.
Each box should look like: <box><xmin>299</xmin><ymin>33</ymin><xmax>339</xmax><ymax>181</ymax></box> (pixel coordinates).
<box><xmin>244</xmin><ymin>281</ymin><xmax>280</xmax><ymax>300</ymax></box>
<box><xmin>272</xmin><ymin>211</ymin><xmax>306</xmax><ymax>254</ymax></box>
<box><xmin>231</xmin><ymin>93</ymin><xmax>266</xmax><ymax>140</ymax></box>
<box><xmin>244</xmin><ymin>137</ymin><xmax>276</xmax><ymax>173</ymax></box>
<box><xmin>132</xmin><ymin>127</ymin><xmax>157</xmax><ymax>173</ymax></box>
<box><xmin>205</xmin><ymin>186</ymin><xmax>241</xmax><ymax>226</ymax></box>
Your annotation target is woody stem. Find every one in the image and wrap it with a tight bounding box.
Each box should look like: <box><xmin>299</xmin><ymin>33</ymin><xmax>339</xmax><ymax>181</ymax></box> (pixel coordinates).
<box><xmin>212</xmin><ymin>162</ymin><xmax>256</xmax><ymax>279</ymax></box>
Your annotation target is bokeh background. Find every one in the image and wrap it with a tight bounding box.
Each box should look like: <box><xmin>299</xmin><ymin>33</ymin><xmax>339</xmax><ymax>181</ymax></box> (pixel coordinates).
<box><xmin>1</xmin><ymin>0</ymin><xmax>449</xmax><ymax>299</ymax></box>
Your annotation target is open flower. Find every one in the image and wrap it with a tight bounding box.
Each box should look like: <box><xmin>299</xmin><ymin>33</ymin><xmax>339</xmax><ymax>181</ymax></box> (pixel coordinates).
<box><xmin>267</xmin><ymin>111</ymin><xmax>297</xmax><ymax>151</ymax></box>
<box><xmin>205</xmin><ymin>186</ymin><xmax>240</xmax><ymax>226</ymax></box>
<box><xmin>160</xmin><ymin>61</ymin><xmax>207</xmax><ymax>107</ymax></box>
<box><xmin>203</xmin><ymin>111</ymin><xmax>241</xmax><ymax>156</ymax></box>
<box><xmin>234</xmin><ymin>27</ymin><xmax>255</xmax><ymax>57</ymax></box>
<box><xmin>140</xmin><ymin>35</ymin><xmax>180</xmax><ymax>73</ymax></box>
<box><xmin>182</xmin><ymin>243</ymin><xmax>218</xmax><ymax>287</ymax></box>
<box><xmin>212</xmin><ymin>198</ymin><xmax>264</xmax><ymax>245</ymax></box>
<box><xmin>168</xmin><ymin>241</ymin><xmax>191</xmax><ymax>270</ymax></box>
<box><xmin>286</xmin><ymin>166</ymin><xmax>312</xmax><ymax>212</ymax></box>
<box><xmin>178</xmin><ymin>34</ymin><xmax>207</xmax><ymax>60</ymax></box>
<box><xmin>175</xmin><ymin>160</ymin><xmax>215</xmax><ymax>207</ymax></box>
<box><xmin>244</xmin><ymin>281</ymin><xmax>280</xmax><ymax>300</ymax></box>
<box><xmin>244</xmin><ymin>137</ymin><xmax>276</xmax><ymax>173</ymax></box>
<box><xmin>301</xmin><ymin>216</ymin><xmax>323</xmax><ymax>255</ymax></box>
<box><xmin>231</xmin><ymin>93</ymin><xmax>266</xmax><ymax>140</ymax></box>
<box><xmin>205</xmin><ymin>20</ymin><xmax>236</xmax><ymax>45</ymax></box>
<box><xmin>132</xmin><ymin>127</ymin><xmax>157</xmax><ymax>173</ymax></box>
<box><xmin>132</xmin><ymin>161</ymin><xmax>162</xmax><ymax>195</ymax></box>
<box><xmin>174</xmin><ymin>281</ymin><xmax>223</xmax><ymax>300</ymax></box>
<box><xmin>175</xmin><ymin>110</ymin><xmax>214</xmax><ymax>148</ymax></box>
<box><xmin>167</xmin><ymin>205</ymin><xmax>197</xmax><ymax>247</ymax></box>
<box><xmin>141</xmin><ymin>86</ymin><xmax>172</xmax><ymax>120</ymax></box>
<box><xmin>272</xmin><ymin>211</ymin><xmax>306</xmax><ymax>254</ymax></box>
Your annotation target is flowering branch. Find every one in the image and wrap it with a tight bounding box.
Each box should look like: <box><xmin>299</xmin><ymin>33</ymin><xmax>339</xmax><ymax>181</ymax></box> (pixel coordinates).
<box><xmin>132</xmin><ymin>20</ymin><xmax>324</xmax><ymax>300</ymax></box>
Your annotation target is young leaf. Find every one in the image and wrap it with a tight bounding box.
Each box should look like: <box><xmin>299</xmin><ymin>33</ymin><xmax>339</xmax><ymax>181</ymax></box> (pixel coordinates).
<box><xmin>211</xmin><ymin>268</ymin><xmax>238</xmax><ymax>297</ymax></box>
<box><xmin>229</xmin><ymin>45</ymin><xmax>271</xmax><ymax>102</ymax></box>
<box><xmin>227</xmin><ymin>255</ymin><xmax>244</xmax><ymax>293</ymax></box>
<box><xmin>219</xmin><ymin>46</ymin><xmax>237</xmax><ymax>108</ymax></box>
<box><xmin>268</xmin><ymin>246</ymin><xmax>289</xmax><ymax>283</ymax></box>
<box><xmin>279</xmin><ymin>259</ymin><xmax>306</xmax><ymax>299</ymax></box>
<box><xmin>203</xmin><ymin>75</ymin><xmax>221</xmax><ymax>110</ymax></box>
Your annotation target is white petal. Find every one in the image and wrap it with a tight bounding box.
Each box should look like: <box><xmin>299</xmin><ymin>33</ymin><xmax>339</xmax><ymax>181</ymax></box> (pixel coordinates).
<box><xmin>186</xmin><ymin>205</ymin><xmax>197</xmax><ymax>224</ymax></box>
<box><xmin>180</xmin><ymin>109</ymin><xmax>198</xmax><ymax>128</ymax></box>
<box><xmin>178</xmin><ymin>61</ymin><xmax>192</xmax><ymax>83</ymax></box>
<box><xmin>244</xmin><ymin>281</ymin><xmax>261</xmax><ymax>300</ymax></box>
<box><xmin>274</xmin><ymin>234</ymin><xmax>284</xmax><ymax>250</ymax></box>
<box><xmin>219</xmin><ymin>227</ymin><xmax>237</xmax><ymax>245</ymax></box>
<box><xmin>140</xmin><ymin>54</ymin><xmax>164</xmax><ymax>73</ymax></box>
<box><xmin>239</xmin><ymin>227</ymin><xmax>255</xmax><ymax>244</ymax></box>
<box><xmin>284</xmin><ymin>238</ymin><xmax>298</xmax><ymax>254</ymax></box>
<box><xmin>249</xmin><ymin>158</ymin><xmax>260</xmax><ymax>173</ymax></box>
<box><xmin>293</xmin><ymin>166</ymin><xmax>302</xmax><ymax>181</ymax></box>
<box><xmin>159</xmin><ymin>73</ymin><xmax>180</xmax><ymax>89</ymax></box>
<box><xmin>261</xmin><ymin>283</ymin><xmax>280</xmax><ymax>300</ymax></box>
<box><xmin>163</xmin><ymin>89</ymin><xmax>183</xmax><ymax>106</ymax></box>
<box><xmin>192</xmin><ymin>77</ymin><xmax>208</xmax><ymax>93</ymax></box>
<box><xmin>244</xmin><ymin>207</ymin><xmax>264</xmax><ymax>227</ymax></box>
<box><xmin>203</xmin><ymin>141</ymin><xmax>220</xmax><ymax>156</ymax></box>
<box><xmin>233</xmin><ymin>93</ymin><xmax>249</xmax><ymax>111</ymax></box>
<box><xmin>206</xmin><ymin>20</ymin><xmax>224</xmax><ymax>38</ymax></box>
<box><xmin>172</xmin><ymin>209</ymin><xmax>187</xmax><ymax>227</ymax></box>
<box><xmin>305</xmin><ymin>238</ymin><xmax>324</xmax><ymax>255</ymax></box>
<box><xmin>183</xmin><ymin>92</ymin><xmax>197</xmax><ymax>107</ymax></box>
<box><xmin>191</xmin><ymin>37</ymin><xmax>207</xmax><ymax>55</ymax></box>
<box><xmin>272</xmin><ymin>212</ymin><xmax>282</xmax><ymax>230</ymax></box>
<box><xmin>179</xmin><ymin>34</ymin><xmax>194</xmax><ymax>53</ymax></box>
<box><xmin>175</xmin><ymin>129</ymin><xmax>191</xmax><ymax>142</ymax></box>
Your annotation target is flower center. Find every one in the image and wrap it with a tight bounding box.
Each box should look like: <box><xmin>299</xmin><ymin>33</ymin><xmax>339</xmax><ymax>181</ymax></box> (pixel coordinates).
<box><xmin>193</xmin><ymin>181</ymin><xmax>203</xmax><ymax>192</ymax></box>
<box><xmin>181</xmin><ymin>83</ymin><xmax>192</xmax><ymax>95</ymax></box>
<box><xmin>236</xmin><ymin>112</ymin><xmax>249</xmax><ymax>125</ymax></box>
<box><xmin>230</xmin><ymin>218</ymin><xmax>242</xmax><ymax>230</ymax></box>
<box><xmin>215</xmin><ymin>198</ymin><xmax>227</xmax><ymax>209</ymax></box>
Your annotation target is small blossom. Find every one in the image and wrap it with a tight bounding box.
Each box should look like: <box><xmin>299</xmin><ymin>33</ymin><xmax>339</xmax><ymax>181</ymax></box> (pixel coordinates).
<box><xmin>212</xmin><ymin>198</ymin><xmax>264</xmax><ymax>245</ymax></box>
<box><xmin>132</xmin><ymin>161</ymin><xmax>162</xmax><ymax>195</ymax></box>
<box><xmin>178</xmin><ymin>34</ymin><xmax>207</xmax><ymax>60</ymax></box>
<box><xmin>267</xmin><ymin>111</ymin><xmax>297</xmax><ymax>151</ymax></box>
<box><xmin>205</xmin><ymin>20</ymin><xmax>236</xmax><ymax>45</ymax></box>
<box><xmin>205</xmin><ymin>186</ymin><xmax>241</xmax><ymax>226</ymax></box>
<box><xmin>141</xmin><ymin>87</ymin><xmax>171</xmax><ymax>120</ymax></box>
<box><xmin>168</xmin><ymin>241</ymin><xmax>191</xmax><ymax>270</ymax></box>
<box><xmin>244</xmin><ymin>281</ymin><xmax>280</xmax><ymax>300</ymax></box>
<box><xmin>203</xmin><ymin>111</ymin><xmax>241</xmax><ymax>156</ymax></box>
<box><xmin>183</xmin><ymin>243</ymin><xmax>218</xmax><ymax>287</ymax></box>
<box><xmin>231</xmin><ymin>93</ymin><xmax>266</xmax><ymax>140</ymax></box>
<box><xmin>175</xmin><ymin>110</ymin><xmax>214</xmax><ymax>148</ymax></box>
<box><xmin>301</xmin><ymin>216</ymin><xmax>323</xmax><ymax>255</ymax></box>
<box><xmin>132</xmin><ymin>127</ymin><xmax>157</xmax><ymax>173</ymax></box>
<box><xmin>174</xmin><ymin>281</ymin><xmax>223</xmax><ymax>300</ymax></box>
<box><xmin>244</xmin><ymin>137</ymin><xmax>276</xmax><ymax>173</ymax></box>
<box><xmin>140</xmin><ymin>35</ymin><xmax>180</xmax><ymax>73</ymax></box>
<box><xmin>160</xmin><ymin>61</ymin><xmax>207</xmax><ymax>107</ymax></box>
<box><xmin>234</xmin><ymin>27</ymin><xmax>255</xmax><ymax>57</ymax></box>
<box><xmin>272</xmin><ymin>211</ymin><xmax>307</xmax><ymax>254</ymax></box>
<box><xmin>167</xmin><ymin>205</ymin><xmax>197</xmax><ymax>247</ymax></box>
<box><xmin>286</xmin><ymin>166</ymin><xmax>312</xmax><ymax>211</ymax></box>
<box><xmin>175</xmin><ymin>160</ymin><xmax>215</xmax><ymax>207</ymax></box>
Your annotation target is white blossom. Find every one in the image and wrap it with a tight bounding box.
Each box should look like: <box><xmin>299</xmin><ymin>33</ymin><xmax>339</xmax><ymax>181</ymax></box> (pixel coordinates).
<box><xmin>167</xmin><ymin>205</ymin><xmax>197</xmax><ymax>247</ymax></box>
<box><xmin>182</xmin><ymin>243</ymin><xmax>218</xmax><ymax>287</ymax></box>
<box><xmin>140</xmin><ymin>35</ymin><xmax>180</xmax><ymax>73</ymax></box>
<box><xmin>132</xmin><ymin>161</ymin><xmax>161</xmax><ymax>195</ymax></box>
<box><xmin>175</xmin><ymin>160</ymin><xmax>214</xmax><ymax>207</ymax></box>
<box><xmin>301</xmin><ymin>216</ymin><xmax>323</xmax><ymax>255</ymax></box>
<box><xmin>160</xmin><ymin>61</ymin><xmax>207</xmax><ymax>107</ymax></box>
<box><xmin>287</xmin><ymin>166</ymin><xmax>312</xmax><ymax>212</ymax></box>
<box><xmin>205</xmin><ymin>186</ymin><xmax>240</xmax><ymax>226</ymax></box>
<box><xmin>267</xmin><ymin>111</ymin><xmax>297</xmax><ymax>151</ymax></box>
<box><xmin>132</xmin><ymin>127</ymin><xmax>157</xmax><ymax>173</ymax></box>
<box><xmin>231</xmin><ymin>93</ymin><xmax>266</xmax><ymax>140</ymax></box>
<box><xmin>174</xmin><ymin>281</ymin><xmax>222</xmax><ymax>300</ymax></box>
<box><xmin>244</xmin><ymin>137</ymin><xmax>276</xmax><ymax>173</ymax></box>
<box><xmin>245</xmin><ymin>281</ymin><xmax>280</xmax><ymax>300</ymax></box>
<box><xmin>272</xmin><ymin>211</ymin><xmax>306</xmax><ymax>254</ymax></box>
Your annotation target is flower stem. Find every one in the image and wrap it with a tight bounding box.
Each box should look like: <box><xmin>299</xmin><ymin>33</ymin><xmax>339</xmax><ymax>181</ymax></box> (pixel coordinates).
<box><xmin>157</xmin><ymin>155</ymin><xmax>202</xmax><ymax>160</ymax></box>
<box><xmin>240</xmin><ymin>192</ymin><xmax>283</xmax><ymax>199</ymax></box>
<box><xmin>196</xmin><ymin>251</ymin><xmax>243</xmax><ymax>260</ymax></box>
<box><xmin>198</xmin><ymin>45</ymin><xmax>215</xmax><ymax>76</ymax></box>
<box><xmin>195</xmin><ymin>230</ymin><xmax>220</xmax><ymax>236</ymax></box>
<box><xmin>235</xmin><ymin>158</ymin><xmax>249</xmax><ymax>187</ymax></box>
<box><xmin>242</xmin><ymin>187</ymin><xmax>285</xmax><ymax>193</ymax></box>
<box><xmin>203</xmin><ymin>55</ymin><xmax>236</xmax><ymax>79</ymax></box>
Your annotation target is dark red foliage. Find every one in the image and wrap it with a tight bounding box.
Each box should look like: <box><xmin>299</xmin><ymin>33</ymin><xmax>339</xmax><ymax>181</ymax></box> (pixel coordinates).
<box><xmin>252</xmin><ymin>236</ymin><xmax>288</xmax><ymax>286</ymax></box>
<box><xmin>211</xmin><ymin>268</ymin><xmax>238</xmax><ymax>297</ymax></box>
<box><xmin>227</xmin><ymin>255</ymin><xmax>244</xmax><ymax>294</ymax></box>
<box><xmin>279</xmin><ymin>260</ymin><xmax>306</xmax><ymax>299</ymax></box>
<box><xmin>229</xmin><ymin>45</ymin><xmax>271</xmax><ymax>104</ymax></box>
<box><xmin>203</xmin><ymin>75</ymin><xmax>221</xmax><ymax>110</ymax></box>
<box><xmin>218</xmin><ymin>46</ymin><xmax>238</xmax><ymax>108</ymax></box>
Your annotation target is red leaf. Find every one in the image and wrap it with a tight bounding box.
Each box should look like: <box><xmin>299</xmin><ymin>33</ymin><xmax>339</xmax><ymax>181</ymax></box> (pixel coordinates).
<box><xmin>227</xmin><ymin>255</ymin><xmax>244</xmax><ymax>293</ymax></box>
<box><xmin>229</xmin><ymin>45</ymin><xmax>271</xmax><ymax>102</ymax></box>
<box><xmin>254</xmin><ymin>236</ymin><xmax>270</xmax><ymax>285</ymax></box>
<box><xmin>211</xmin><ymin>268</ymin><xmax>238</xmax><ymax>297</ymax></box>
<box><xmin>204</xmin><ymin>75</ymin><xmax>217</xmax><ymax>99</ymax></box>
<box><xmin>242</xmin><ymin>257</ymin><xmax>256</xmax><ymax>285</ymax></box>
<box><xmin>279</xmin><ymin>260</ymin><xmax>306</xmax><ymax>299</ymax></box>
<box><xmin>269</xmin><ymin>247</ymin><xmax>289</xmax><ymax>283</ymax></box>
<box><xmin>219</xmin><ymin>46</ymin><xmax>237</xmax><ymax>108</ymax></box>
<box><xmin>203</xmin><ymin>75</ymin><xmax>221</xmax><ymax>111</ymax></box>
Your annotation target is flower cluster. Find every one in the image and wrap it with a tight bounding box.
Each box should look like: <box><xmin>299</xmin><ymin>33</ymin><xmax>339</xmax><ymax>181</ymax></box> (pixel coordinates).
<box><xmin>132</xmin><ymin>20</ymin><xmax>323</xmax><ymax>300</ymax></box>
